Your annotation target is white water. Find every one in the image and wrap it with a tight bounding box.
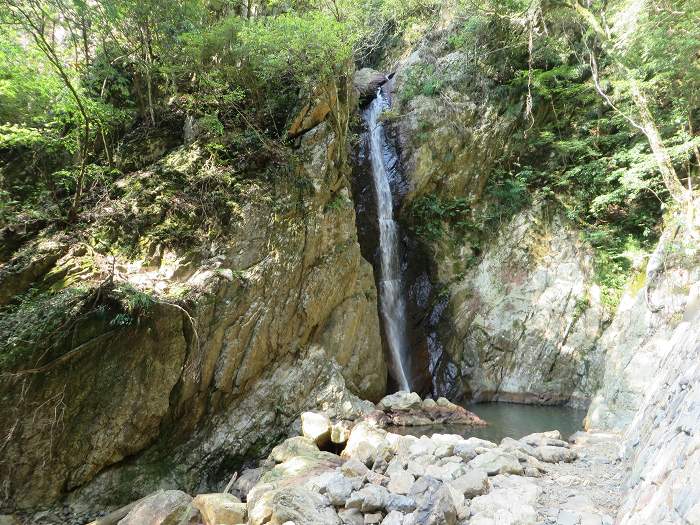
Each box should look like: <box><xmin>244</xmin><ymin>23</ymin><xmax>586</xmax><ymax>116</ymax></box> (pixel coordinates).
<box><xmin>364</xmin><ymin>88</ymin><xmax>412</xmax><ymax>392</ymax></box>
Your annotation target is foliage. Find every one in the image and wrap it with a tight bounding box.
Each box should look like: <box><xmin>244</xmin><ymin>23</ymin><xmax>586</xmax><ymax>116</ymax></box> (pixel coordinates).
<box><xmin>0</xmin><ymin>286</ymin><xmax>89</xmax><ymax>372</ymax></box>
<box><xmin>400</xmin><ymin>64</ymin><xmax>443</xmax><ymax>103</ymax></box>
<box><xmin>407</xmin><ymin>194</ymin><xmax>475</xmax><ymax>242</ymax></box>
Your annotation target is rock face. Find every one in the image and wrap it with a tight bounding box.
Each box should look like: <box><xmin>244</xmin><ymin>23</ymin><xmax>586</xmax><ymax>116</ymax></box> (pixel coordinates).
<box><xmin>584</xmin><ymin>208</ymin><xmax>700</xmax><ymax>524</ymax></box>
<box><xmin>389</xmin><ymin>49</ymin><xmax>516</xmax><ymax>206</ymax></box>
<box><xmin>0</xmin><ymin>120</ymin><xmax>386</xmax><ymax>508</ymax></box>
<box><xmin>615</xmin><ymin>292</ymin><xmax>700</xmax><ymax>524</ymax></box>
<box><xmin>586</xmin><ymin>215</ymin><xmax>700</xmax><ymax>430</ymax></box>
<box><xmin>384</xmin><ymin>26</ymin><xmax>608</xmax><ymax>404</ymax></box>
<box><xmin>442</xmin><ymin>205</ymin><xmax>607</xmax><ymax>405</ymax></box>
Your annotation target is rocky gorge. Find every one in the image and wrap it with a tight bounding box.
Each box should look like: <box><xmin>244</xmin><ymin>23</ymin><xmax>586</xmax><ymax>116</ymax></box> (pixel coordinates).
<box><xmin>1</xmin><ymin>1</ymin><xmax>699</xmax><ymax>524</ymax></box>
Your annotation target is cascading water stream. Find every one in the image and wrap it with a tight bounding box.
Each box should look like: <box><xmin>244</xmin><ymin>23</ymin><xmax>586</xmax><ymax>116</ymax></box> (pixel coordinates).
<box><xmin>364</xmin><ymin>87</ymin><xmax>412</xmax><ymax>392</ymax></box>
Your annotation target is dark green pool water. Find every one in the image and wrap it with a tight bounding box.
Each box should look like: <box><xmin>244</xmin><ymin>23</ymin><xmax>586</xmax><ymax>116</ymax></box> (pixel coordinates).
<box><xmin>389</xmin><ymin>402</ymin><xmax>587</xmax><ymax>443</ymax></box>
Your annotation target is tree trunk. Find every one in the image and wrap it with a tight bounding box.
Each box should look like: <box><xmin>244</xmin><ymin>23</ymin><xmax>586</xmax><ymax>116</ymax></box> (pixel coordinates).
<box><xmin>628</xmin><ymin>77</ymin><xmax>687</xmax><ymax>202</ymax></box>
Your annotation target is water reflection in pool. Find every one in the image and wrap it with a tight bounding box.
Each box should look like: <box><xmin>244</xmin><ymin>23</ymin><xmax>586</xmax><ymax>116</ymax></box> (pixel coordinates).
<box><xmin>388</xmin><ymin>402</ymin><xmax>587</xmax><ymax>443</ymax></box>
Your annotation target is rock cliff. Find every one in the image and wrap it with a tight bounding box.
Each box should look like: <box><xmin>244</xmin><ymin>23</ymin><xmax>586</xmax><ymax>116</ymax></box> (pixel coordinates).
<box><xmin>0</xmin><ymin>122</ymin><xmax>387</xmax><ymax>508</ymax></box>
<box><xmin>442</xmin><ymin>205</ymin><xmax>608</xmax><ymax>406</ymax></box>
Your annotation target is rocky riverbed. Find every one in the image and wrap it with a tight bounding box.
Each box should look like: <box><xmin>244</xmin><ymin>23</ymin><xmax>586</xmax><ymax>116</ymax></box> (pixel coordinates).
<box><xmin>3</xmin><ymin>393</ymin><xmax>625</xmax><ymax>525</ymax></box>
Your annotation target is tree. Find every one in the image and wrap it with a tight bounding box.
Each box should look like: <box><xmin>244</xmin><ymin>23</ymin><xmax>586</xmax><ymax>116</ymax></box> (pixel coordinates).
<box><xmin>5</xmin><ymin>0</ymin><xmax>92</xmax><ymax>219</ymax></box>
<box><xmin>562</xmin><ymin>0</ymin><xmax>698</xmax><ymax>204</ymax></box>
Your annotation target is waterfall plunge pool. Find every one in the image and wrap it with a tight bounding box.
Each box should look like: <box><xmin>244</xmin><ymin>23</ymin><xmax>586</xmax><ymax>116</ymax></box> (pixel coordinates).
<box><xmin>387</xmin><ymin>402</ymin><xmax>587</xmax><ymax>443</ymax></box>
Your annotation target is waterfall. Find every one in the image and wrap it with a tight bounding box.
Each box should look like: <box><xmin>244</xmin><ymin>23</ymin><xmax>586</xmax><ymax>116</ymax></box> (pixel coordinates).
<box><xmin>364</xmin><ymin>88</ymin><xmax>412</xmax><ymax>392</ymax></box>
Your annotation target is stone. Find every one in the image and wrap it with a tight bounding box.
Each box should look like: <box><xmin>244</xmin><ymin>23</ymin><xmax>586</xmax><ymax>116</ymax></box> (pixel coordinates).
<box><xmin>533</xmin><ymin>446</ymin><xmax>577</xmax><ymax>463</ymax></box>
<box><xmin>408</xmin><ymin>476</ymin><xmax>457</xmax><ymax>525</ymax></box>
<box><xmin>366</xmin><ymin>470</ymin><xmax>389</xmax><ymax>486</ymax></box>
<box><xmin>422</xmin><ymin>398</ymin><xmax>437</xmax><ymax>409</ymax></box>
<box><xmin>377</xmin><ymin>391</ymin><xmax>422</xmax><ymax>411</ymax></box>
<box><xmin>520</xmin><ymin>431</ymin><xmax>567</xmax><ymax>448</ymax></box>
<box><xmin>385</xmin><ymin>457</ymin><xmax>406</xmax><ymax>476</ymax></box>
<box><xmin>302</xmin><ymin>412</ymin><xmax>332</xmax><ymax>446</ymax></box>
<box><xmin>385</xmin><ymin>493</ymin><xmax>416</xmax><ymax>513</ymax></box>
<box><xmin>346</xmin><ymin>485</ymin><xmax>390</xmax><ymax>512</ymax></box>
<box><xmin>381</xmin><ymin>510</ymin><xmax>405</xmax><ymax>525</ymax></box>
<box><xmin>463</xmin><ymin>437</ymin><xmax>497</xmax><ymax>450</ymax></box>
<box><xmin>388</xmin><ymin>471</ymin><xmax>414</xmax><ymax>495</ymax></box>
<box><xmin>364</xmin><ymin>512</ymin><xmax>384</xmax><ymax>524</ymax></box>
<box><xmin>331</xmin><ymin>421</ymin><xmax>353</xmax><ymax>444</ymax></box>
<box><xmin>468</xmin><ymin>450</ymin><xmax>524</xmax><ymax>475</ymax></box>
<box><xmin>453</xmin><ymin>441</ymin><xmax>478</xmax><ymax>461</ymax></box>
<box><xmin>424</xmin><ymin>462</ymin><xmax>465</xmax><ymax>482</ymax></box>
<box><xmin>469</xmin><ymin>476</ymin><xmax>540</xmax><ymax>525</ymax></box>
<box><xmin>192</xmin><ymin>493</ymin><xmax>247</xmax><ymax>525</ymax></box>
<box><xmin>342</xmin><ymin>458</ymin><xmax>371</xmax><ymax>478</ymax></box>
<box><xmin>232</xmin><ymin>467</ymin><xmax>265</xmax><ymax>501</ymax></box>
<box><xmin>557</xmin><ymin>509</ymin><xmax>580</xmax><ymax>525</ymax></box>
<box><xmin>326</xmin><ymin>473</ymin><xmax>355</xmax><ymax>506</ymax></box>
<box><xmin>0</xmin><ymin>516</ymin><xmax>20</xmax><ymax>525</ymax></box>
<box><xmin>409</xmin><ymin>437</ymin><xmax>437</xmax><ymax>457</ymax></box>
<box><xmin>342</xmin><ymin>422</ymin><xmax>389</xmax><ymax>466</ymax></box>
<box><xmin>436</xmin><ymin>397</ymin><xmax>452</xmax><ymax>408</ymax></box>
<box><xmin>270</xmin><ymin>436</ymin><xmax>320</xmax><ymax>463</ymax></box>
<box><xmin>434</xmin><ymin>445</ymin><xmax>454</xmax><ymax>458</ymax></box>
<box><xmin>338</xmin><ymin>508</ymin><xmax>364</xmax><ymax>525</ymax></box>
<box><xmin>117</xmin><ymin>490</ymin><xmax>193</xmax><ymax>525</ymax></box>
<box><xmin>499</xmin><ymin>437</ymin><xmax>536</xmax><ymax>456</ymax></box>
<box><xmin>249</xmin><ymin>486</ymin><xmax>340</xmax><ymax>525</ymax></box>
<box><xmin>449</xmin><ymin>469</ymin><xmax>489</xmax><ymax>498</ymax></box>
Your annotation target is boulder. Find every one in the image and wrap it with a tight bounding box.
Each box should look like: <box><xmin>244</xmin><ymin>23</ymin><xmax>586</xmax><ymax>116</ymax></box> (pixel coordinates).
<box><xmin>364</xmin><ymin>513</ymin><xmax>384</xmax><ymax>524</ymax></box>
<box><xmin>381</xmin><ymin>510</ymin><xmax>405</xmax><ymax>525</ymax></box>
<box><xmin>469</xmin><ymin>476</ymin><xmax>540</xmax><ymax>525</ymax></box>
<box><xmin>407</xmin><ymin>476</ymin><xmax>457</xmax><ymax>525</ymax></box>
<box><xmin>353</xmin><ymin>68</ymin><xmax>387</xmax><ymax>102</ymax></box>
<box><xmin>388</xmin><ymin>471</ymin><xmax>415</xmax><ymax>495</ymax></box>
<box><xmin>377</xmin><ymin>391</ymin><xmax>422</xmax><ymax>411</ymax></box>
<box><xmin>302</xmin><ymin>412</ymin><xmax>332</xmax><ymax>446</ymax></box>
<box><xmin>453</xmin><ymin>441</ymin><xmax>477</xmax><ymax>461</ymax></box>
<box><xmin>520</xmin><ymin>431</ymin><xmax>568</xmax><ymax>448</ymax></box>
<box><xmin>249</xmin><ymin>486</ymin><xmax>340</xmax><ymax>525</ymax></box>
<box><xmin>462</xmin><ymin>437</ymin><xmax>497</xmax><ymax>449</ymax></box>
<box><xmin>422</xmin><ymin>398</ymin><xmax>437</xmax><ymax>409</ymax></box>
<box><xmin>325</xmin><ymin>473</ymin><xmax>354</xmax><ymax>506</ymax></box>
<box><xmin>117</xmin><ymin>490</ymin><xmax>194</xmax><ymax>525</ymax></box>
<box><xmin>192</xmin><ymin>493</ymin><xmax>247</xmax><ymax>525</ymax></box>
<box><xmin>533</xmin><ymin>445</ymin><xmax>577</xmax><ymax>463</ymax></box>
<box><xmin>409</xmin><ymin>436</ymin><xmax>437</xmax><ymax>457</ymax></box>
<box><xmin>468</xmin><ymin>451</ymin><xmax>524</xmax><ymax>476</ymax></box>
<box><xmin>341</xmin><ymin>458</ymin><xmax>370</xmax><ymax>478</ymax></box>
<box><xmin>346</xmin><ymin>485</ymin><xmax>390</xmax><ymax>512</ymax></box>
<box><xmin>232</xmin><ymin>467</ymin><xmax>266</xmax><ymax>501</ymax></box>
<box><xmin>499</xmin><ymin>437</ymin><xmax>536</xmax><ymax>457</ymax></box>
<box><xmin>385</xmin><ymin>493</ymin><xmax>416</xmax><ymax>513</ymax></box>
<box><xmin>449</xmin><ymin>469</ymin><xmax>490</xmax><ymax>498</ymax></box>
<box><xmin>271</xmin><ymin>436</ymin><xmax>320</xmax><ymax>463</ymax></box>
<box><xmin>342</xmin><ymin>422</ymin><xmax>389</xmax><ymax>465</ymax></box>
<box><xmin>338</xmin><ymin>508</ymin><xmax>364</xmax><ymax>525</ymax></box>
<box><xmin>331</xmin><ymin>421</ymin><xmax>353</xmax><ymax>444</ymax></box>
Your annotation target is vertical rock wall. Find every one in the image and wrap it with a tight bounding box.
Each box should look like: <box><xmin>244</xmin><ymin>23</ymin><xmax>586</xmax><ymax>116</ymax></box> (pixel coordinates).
<box><xmin>0</xmin><ymin>123</ymin><xmax>387</xmax><ymax>509</ymax></box>
<box><xmin>442</xmin><ymin>205</ymin><xmax>608</xmax><ymax>405</ymax></box>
